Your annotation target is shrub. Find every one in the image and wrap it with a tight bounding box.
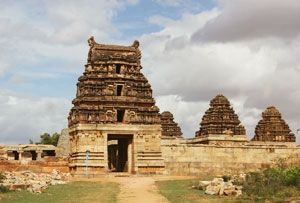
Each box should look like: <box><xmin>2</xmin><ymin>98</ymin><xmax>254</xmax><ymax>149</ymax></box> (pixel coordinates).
<box><xmin>243</xmin><ymin>164</ymin><xmax>300</xmax><ymax>199</ymax></box>
<box><xmin>0</xmin><ymin>172</ymin><xmax>5</xmax><ymax>183</ymax></box>
<box><xmin>0</xmin><ymin>185</ymin><xmax>9</xmax><ymax>193</ymax></box>
<box><xmin>221</xmin><ymin>175</ymin><xmax>231</xmax><ymax>182</ymax></box>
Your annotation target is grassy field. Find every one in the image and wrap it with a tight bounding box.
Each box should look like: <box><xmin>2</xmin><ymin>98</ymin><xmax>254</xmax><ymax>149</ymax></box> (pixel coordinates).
<box><xmin>156</xmin><ymin>177</ymin><xmax>300</xmax><ymax>203</ymax></box>
<box><xmin>156</xmin><ymin>179</ymin><xmax>251</xmax><ymax>203</ymax></box>
<box><xmin>0</xmin><ymin>181</ymin><xmax>119</xmax><ymax>203</ymax></box>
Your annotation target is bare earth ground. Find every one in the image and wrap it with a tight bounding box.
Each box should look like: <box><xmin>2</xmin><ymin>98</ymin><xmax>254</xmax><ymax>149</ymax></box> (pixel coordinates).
<box><xmin>72</xmin><ymin>175</ymin><xmax>194</xmax><ymax>203</ymax></box>
<box><xmin>116</xmin><ymin>176</ymin><xmax>168</xmax><ymax>203</ymax></box>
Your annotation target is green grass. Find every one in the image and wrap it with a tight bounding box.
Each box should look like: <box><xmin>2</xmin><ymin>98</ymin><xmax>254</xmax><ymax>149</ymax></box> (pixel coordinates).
<box><xmin>0</xmin><ymin>181</ymin><xmax>119</xmax><ymax>203</ymax></box>
<box><xmin>156</xmin><ymin>179</ymin><xmax>250</xmax><ymax>203</ymax></box>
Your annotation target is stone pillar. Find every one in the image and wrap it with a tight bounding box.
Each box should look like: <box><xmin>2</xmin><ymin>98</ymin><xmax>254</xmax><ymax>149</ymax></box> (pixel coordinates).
<box><xmin>18</xmin><ymin>150</ymin><xmax>23</xmax><ymax>161</ymax></box>
<box><xmin>128</xmin><ymin>141</ymin><xmax>132</xmax><ymax>173</ymax></box>
<box><xmin>37</xmin><ymin>150</ymin><xmax>42</xmax><ymax>160</ymax></box>
<box><xmin>104</xmin><ymin>133</ymin><xmax>109</xmax><ymax>172</ymax></box>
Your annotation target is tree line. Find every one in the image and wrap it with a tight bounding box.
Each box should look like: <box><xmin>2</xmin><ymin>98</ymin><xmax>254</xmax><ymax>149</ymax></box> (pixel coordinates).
<box><xmin>29</xmin><ymin>132</ymin><xmax>60</xmax><ymax>146</ymax></box>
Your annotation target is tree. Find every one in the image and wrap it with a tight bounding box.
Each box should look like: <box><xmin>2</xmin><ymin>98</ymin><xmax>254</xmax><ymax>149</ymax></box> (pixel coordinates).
<box><xmin>29</xmin><ymin>132</ymin><xmax>60</xmax><ymax>146</ymax></box>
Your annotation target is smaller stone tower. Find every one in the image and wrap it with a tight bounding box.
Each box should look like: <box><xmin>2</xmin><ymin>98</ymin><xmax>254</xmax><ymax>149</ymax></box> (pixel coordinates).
<box><xmin>252</xmin><ymin>106</ymin><xmax>296</xmax><ymax>142</ymax></box>
<box><xmin>161</xmin><ymin>111</ymin><xmax>183</xmax><ymax>138</ymax></box>
<box><xmin>195</xmin><ymin>95</ymin><xmax>246</xmax><ymax>137</ymax></box>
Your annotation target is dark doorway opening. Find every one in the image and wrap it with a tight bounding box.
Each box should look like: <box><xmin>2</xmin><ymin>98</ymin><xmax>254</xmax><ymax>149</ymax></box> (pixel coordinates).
<box><xmin>116</xmin><ymin>85</ymin><xmax>123</xmax><ymax>96</ymax></box>
<box><xmin>117</xmin><ymin>110</ymin><xmax>125</xmax><ymax>122</ymax></box>
<box><xmin>107</xmin><ymin>134</ymin><xmax>133</xmax><ymax>172</ymax></box>
<box><xmin>31</xmin><ymin>151</ymin><xmax>37</xmax><ymax>160</ymax></box>
<box><xmin>116</xmin><ymin>64</ymin><xmax>121</xmax><ymax>74</ymax></box>
<box><xmin>13</xmin><ymin>151</ymin><xmax>19</xmax><ymax>160</ymax></box>
<box><xmin>43</xmin><ymin>150</ymin><xmax>56</xmax><ymax>157</ymax></box>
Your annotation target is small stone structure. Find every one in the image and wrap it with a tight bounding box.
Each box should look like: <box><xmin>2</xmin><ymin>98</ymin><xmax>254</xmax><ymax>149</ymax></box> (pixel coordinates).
<box><xmin>252</xmin><ymin>106</ymin><xmax>296</xmax><ymax>142</ymax></box>
<box><xmin>161</xmin><ymin>111</ymin><xmax>182</xmax><ymax>138</ymax></box>
<box><xmin>0</xmin><ymin>144</ymin><xmax>56</xmax><ymax>163</ymax></box>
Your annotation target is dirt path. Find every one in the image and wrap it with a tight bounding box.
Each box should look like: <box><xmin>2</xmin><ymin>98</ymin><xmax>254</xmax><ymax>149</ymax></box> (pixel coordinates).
<box><xmin>115</xmin><ymin>176</ymin><xmax>169</xmax><ymax>203</ymax></box>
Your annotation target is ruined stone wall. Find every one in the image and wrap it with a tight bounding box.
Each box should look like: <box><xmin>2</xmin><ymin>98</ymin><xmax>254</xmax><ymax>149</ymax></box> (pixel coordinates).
<box><xmin>0</xmin><ymin>159</ymin><xmax>69</xmax><ymax>173</ymax></box>
<box><xmin>161</xmin><ymin>138</ymin><xmax>300</xmax><ymax>176</ymax></box>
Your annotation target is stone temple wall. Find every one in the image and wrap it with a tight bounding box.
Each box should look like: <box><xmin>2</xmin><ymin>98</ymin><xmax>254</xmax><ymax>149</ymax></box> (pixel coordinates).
<box><xmin>161</xmin><ymin>138</ymin><xmax>300</xmax><ymax>176</ymax></box>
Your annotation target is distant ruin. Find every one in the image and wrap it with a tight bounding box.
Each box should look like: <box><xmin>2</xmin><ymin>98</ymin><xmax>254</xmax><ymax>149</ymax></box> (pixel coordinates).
<box><xmin>0</xmin><ymin>37</ymin><xmax>299</xmax><ymax>176</ymax></box>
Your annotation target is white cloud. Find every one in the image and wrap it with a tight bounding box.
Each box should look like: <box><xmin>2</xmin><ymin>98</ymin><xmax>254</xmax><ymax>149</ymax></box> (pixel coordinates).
<box><xmin>192</xmin><ymin>0</ymin><xmax>300</xmax><ymax>42</ymax></box>
<box><xmin>153</xmin><ymin>0</ymin><xmax>183</xmax><ymax>7</ymax></box>
<box><xmin>140</xmin><ymin>4</ymin><xmax>300</xmax><ymax>143</ymax></box>
<box><xmin>0</xmin><ymin>89</ymin><xmax>71</xmax><ymax>144</ymax></box>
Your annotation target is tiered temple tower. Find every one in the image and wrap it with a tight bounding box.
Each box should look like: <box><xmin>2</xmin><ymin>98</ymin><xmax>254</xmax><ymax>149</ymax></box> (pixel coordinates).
<box><xmin>252</xmin><ymin>106</ymin><xmax>296</xmax><ymax>142</ymax></box>
<box><xmin>195</xmin><ymin>95</ymin><xmax>246</xmax><ymax>137</ymax></box>
<box><xmin>68</xmin><ymin>37</ymin><xmax>164</xmax><ymax>175</ymax></box>
<box><xmin>161</xmin><ymin>111</ymin><xmax>183</xmax><ymax>138</ymax></box>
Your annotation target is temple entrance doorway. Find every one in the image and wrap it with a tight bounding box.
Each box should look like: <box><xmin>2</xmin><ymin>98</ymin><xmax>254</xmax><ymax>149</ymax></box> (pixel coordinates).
<box><xmin>107</xmin><ymin>134</ymin><xmax>133</xmax><ymax>172</ymax></box>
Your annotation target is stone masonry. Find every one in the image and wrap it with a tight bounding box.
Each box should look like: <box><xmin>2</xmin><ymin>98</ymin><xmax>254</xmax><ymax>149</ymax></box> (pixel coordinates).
<box><xmin>252</xmin><ymin>106</ymin><xmax>296</xmax><ymax>142</ymax></box>
<box><xmin>68</xmin><ymin>37</ymin><xmax>164</xmax><ymax>175</ymax></box>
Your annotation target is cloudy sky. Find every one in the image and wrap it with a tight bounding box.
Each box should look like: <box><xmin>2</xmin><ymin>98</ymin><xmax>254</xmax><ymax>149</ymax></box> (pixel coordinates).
<box><xmin>0</xmin><ymin>0</ymin><xmax>299</xmax><ymax>144</ymax></box>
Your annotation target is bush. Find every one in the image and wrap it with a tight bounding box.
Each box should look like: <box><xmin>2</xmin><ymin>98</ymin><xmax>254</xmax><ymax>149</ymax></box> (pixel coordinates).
<box><xmin>0</xmin><ymin>185</ymin><xmax>9</xmax><ymax>193</ymax></box>
<box><xmin>221</xmin><ymin>175</ymin><xmax>231</xmax><ymax>182</ymax></box>
<box><xmin>243</xmin><ymin>165</ymin><xmax>300</xmax><ymax>199</ymax></box>
<box><xmin>0</xmin><ymin>172</ymin><xmax>5</xmax><ymax>183</ymax></box>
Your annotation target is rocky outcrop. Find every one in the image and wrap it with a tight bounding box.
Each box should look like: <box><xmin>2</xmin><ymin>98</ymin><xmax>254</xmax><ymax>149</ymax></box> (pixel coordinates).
<box><xmin>0</xmin><ymin>170</ymin><xmax>70</xmax><ymax>193</ymax></box>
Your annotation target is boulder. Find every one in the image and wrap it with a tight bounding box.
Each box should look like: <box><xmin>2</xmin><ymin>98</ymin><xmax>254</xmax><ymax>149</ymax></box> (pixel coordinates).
<box><xmin>198</xmin><ymin>181</ymin><xmax>210</xmax><ymax>190</ymax></box>
<box><xmin>205</xmin><ymin>185</ymin><xmax>221</xmax><ymax>195</ymax></box>
<box><xmin>198</xmin><ymin>175</ymin><xmax>243</xmax><ymax>197</ymax></box>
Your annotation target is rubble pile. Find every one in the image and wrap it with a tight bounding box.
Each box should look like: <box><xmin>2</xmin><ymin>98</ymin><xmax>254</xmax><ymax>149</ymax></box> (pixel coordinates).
<box><xmin>194</xmin><ymin>176</ymin><xmax>244</xmax><ymax>197</ymax></box>
<box><xmin>0</xmin><ymin>170</ymin><xmax>70</xmax><ymax>193</ymax></box>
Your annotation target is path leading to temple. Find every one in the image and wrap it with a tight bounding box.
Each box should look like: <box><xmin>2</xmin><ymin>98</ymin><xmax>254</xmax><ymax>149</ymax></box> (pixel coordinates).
<box><xmin>116</xmin><ymin>176</ymin><xmax>169</xmax><ymax>203</ymax></box>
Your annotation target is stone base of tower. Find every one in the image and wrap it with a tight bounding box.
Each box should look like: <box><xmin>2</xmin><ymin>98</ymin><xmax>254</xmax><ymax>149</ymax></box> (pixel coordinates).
<box><xmin>68</xmin><ymin>124</ymin><xmax>165</xmax><ymax>176</ymax></box>
<box><xmin>189</xmin><ymin>134</ymin><xmax>249</xmax><ymax>146</ymax></box>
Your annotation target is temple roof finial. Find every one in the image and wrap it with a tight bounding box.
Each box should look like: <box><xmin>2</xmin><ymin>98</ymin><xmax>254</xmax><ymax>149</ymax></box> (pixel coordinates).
<box><xmin>88</xmin><ymin>36</ymin><xmax>95</xmax><ymax>47</ymax></box>
<box><xmin>132</xmin><ymin>40</ymin><xmax>139</xmax><ymax>48</ymax></box>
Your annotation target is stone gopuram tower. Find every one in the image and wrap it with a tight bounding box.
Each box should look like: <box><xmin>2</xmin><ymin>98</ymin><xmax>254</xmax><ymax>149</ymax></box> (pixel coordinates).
<box><xmin>68</xmin><ymin>37</ymin><xmax>164</xmax><ymax>175</ymax></box>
